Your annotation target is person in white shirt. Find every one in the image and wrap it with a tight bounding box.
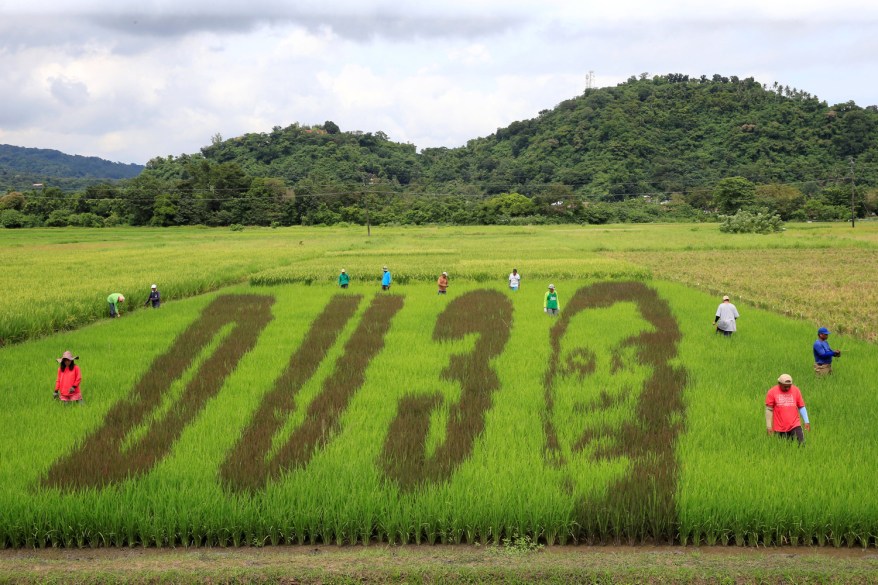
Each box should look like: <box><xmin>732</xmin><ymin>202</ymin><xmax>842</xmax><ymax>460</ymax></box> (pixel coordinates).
<box><xmin>508</xmin><ymin>268</ymin><xmax>521</xmax><ymax>291</ymax></box>
<box><xmin>714</xmin><ymin>295</ymin><xmax>740</xmax><ymax>336</ymax></box>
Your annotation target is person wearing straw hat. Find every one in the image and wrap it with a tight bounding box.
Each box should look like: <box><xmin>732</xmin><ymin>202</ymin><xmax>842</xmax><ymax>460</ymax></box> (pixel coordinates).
<box><xmin>107</xmin><ymin>292</ymin><xmax>125</xmax><ymax>318</ymax></box>
<box><xmin>54</xmin><ymin>350</ymin><xmax>82</xmax><ymax>403</ymax></box>
<box><xmin>437</xmin><ymin>271</ymin><xmax>449</xmax><ymax>295</ymax></box>
<box><xmin>338</xmin><ymin>269</ymin><xmax>350</xmax><ymax>289</ymax></box>
<box><xmin>813</xmin><ymin>327</ymin><xmax>841</xmax><ymax>375</ymax></box>
<box><xmin>544</xmin><ymin>284</ymin><xmax>560</xmax><ymax>317</ymax></box>
<box><xmin>713</xmin><ymin>294</ymin><xmax>739</xmax><ymax>336</ymax></box>
<box><xmin>765</xmin><ymin>373</ymin><xmax>810</xmax><ymax>444</ymax></box>
<box><xmin>381</xmin><ymin>266</ymin><xmax>392</xmax><ymax>291</ymax></box>
<box><xmin>144</xmin><ymin>284</ymin><xmax>161</xmax><ymax>308</ymax></box>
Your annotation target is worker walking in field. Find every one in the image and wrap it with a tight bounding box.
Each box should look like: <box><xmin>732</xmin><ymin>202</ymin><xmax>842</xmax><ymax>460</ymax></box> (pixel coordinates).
<box><xmin>107</xmin><ymin>293</ymin><xmax>125</xmax><ymax>318</ymax></box>
<box><xmin>508</xmin><ymin>268</ymin><xmax>521</xmax><ymax>291</ymax></box>
<box><xmin>713</xmin><ymin>295</ymin><xmax>739</xmax><ymax>336</ymax></box>
<box><xmin>437</xmin><ymin>271</ymin><xmax>449</xmax><ymax>295</ymax></box>
<box><xmin>544</xmin><ymin>284</ymin><xmax>560</xmax><ymax>317</ymax></box>
<box><xmin>765</xmin><ymin>374</ymin><xmax>810</xmax><ymax>444</ymax></box>
<box><xmin>144</xmin><ymin>284</ymin><xmax>161</xmax><ymax>308</ymax></box>
<box><xmin>338</xmin><ymin>269</ymin><xmax>350</xmax><ymax>289</ymax></box>
<box><xmin>54</xmin><ymin>350</ymin><xmax>82</xmax><ymax>404</ymax></box>
<box><xmin>813</xmin><ymin>327</ymin><xmax>841</xmax><ymax>375</ymax></box>
<box><xmin>381</xmin><ymin>266</ymin><xmax>392</xmax><ymax>291</ymax></box>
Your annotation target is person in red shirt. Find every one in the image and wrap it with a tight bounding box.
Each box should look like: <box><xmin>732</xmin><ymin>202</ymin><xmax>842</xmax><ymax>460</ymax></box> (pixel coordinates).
<box><xmin>54</xmin><ymin>350</ymin><xmax>82</xmax><ymax>403</ymax></box>
<box><xmin>765</xmin><ymin>373</ymin><xmax>809</xmax><ymax>444</ymax></box>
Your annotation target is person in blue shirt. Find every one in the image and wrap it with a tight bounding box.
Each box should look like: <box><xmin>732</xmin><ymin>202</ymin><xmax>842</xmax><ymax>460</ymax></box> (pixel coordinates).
<box><xmin>381</xmin><ymin>266</ymin><xmax>392</xmax><ymax>291</ymax></box>
<box><xmin>144</xmin><ymin>284</ymin><xmax>161</xmax><ymax>308</ymax></box>
<box><xmin>813</xmin><ymin>326</ymin><xmax>841</xmax><ymax>375</ymax></box>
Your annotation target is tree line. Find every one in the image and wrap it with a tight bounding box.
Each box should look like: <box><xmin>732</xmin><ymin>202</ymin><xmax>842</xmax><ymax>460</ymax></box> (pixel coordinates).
<box><xmin>2</xmin><ymin>74</ymin><xmax>877</xmax><ymax>228</ymax></box>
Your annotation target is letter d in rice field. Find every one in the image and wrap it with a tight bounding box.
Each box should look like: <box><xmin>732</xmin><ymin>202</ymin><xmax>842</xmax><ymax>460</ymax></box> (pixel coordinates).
<box><xmin>543</xmin><ymin>281</ymin><xmax>686</xmax><ymax>541</ymax></box>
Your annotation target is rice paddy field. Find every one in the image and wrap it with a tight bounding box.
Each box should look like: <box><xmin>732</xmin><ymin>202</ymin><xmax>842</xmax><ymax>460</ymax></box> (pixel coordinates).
<box><xmin>1</xmin><ymin>223</ymin><xmax>877</xmax><ymax>554</ymax></box>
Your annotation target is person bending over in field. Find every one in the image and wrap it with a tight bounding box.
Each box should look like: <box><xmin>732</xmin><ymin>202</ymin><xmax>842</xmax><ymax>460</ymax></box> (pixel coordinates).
<box><xmin>144</xmin><ymin>284</ymin><xmax>161</xmax><ymax>308</ymax></box>
<box><xmin>713</xmin><ymin>294</ymin><xmax>739</xmax><ymax>336</ymax></box>
<box><xmin>338</xmin><ymin>269</ymin><xmax>350</xmax><ymax>289</ymax></box>
<box><xmin>54</xmin><ymin>350</ymin><xmax>82</xmax><ymax>404</ymax></box>
<box><xmin>107</xmin><ymin>293</ymin><xmax>125</xmax><ymax>318</ymax></box>
<box><xmin>508</xmin><ymin>268</ymin><xmax>521</xmax><ymax>291</ymax></box>
<box><xmin>765</xmin><ymin>374</ymin><xmax>810</xmax><ymax>445</ymax></box>
<box><xmin>381</xmin><ymin>266</ymin><xmax>392</xmax><ymax>291</ymax></box>
<box><xmin>544</xmin><ymin>284</ymin><xmax>560</xmax><ymax>317</ymax></box>
<box><xmin>813</xmin><ymin>327</ymin><xmax>841</xmax><ymax>375</ymax></box>
<box><xmin>437</xmin><ymin>271</ymin><xmax>449</xmax><ymax>295</ymax></box>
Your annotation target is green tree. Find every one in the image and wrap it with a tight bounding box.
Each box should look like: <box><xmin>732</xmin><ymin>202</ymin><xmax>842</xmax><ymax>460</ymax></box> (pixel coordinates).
<box><xmin>480</xmin><ymin>192</ymin><xmax>537</xmax><ymax>221</ymax></box>
<box><xmin>0</xmin><ymin>191</ymin><xmax>25</xmax><ymax>210</ymax></box>
<box><xmin>713</xmin><ymin>177</ymin><xmax>756</xmax><ymax>214</ymax></box>
<box><xmin>755</xmin><ymin>183</ymin><xmax>804</xmax><ymax>220</ymax></box>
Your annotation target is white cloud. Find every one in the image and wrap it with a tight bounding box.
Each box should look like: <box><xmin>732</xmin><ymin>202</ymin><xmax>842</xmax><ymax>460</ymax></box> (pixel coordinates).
<box><xmin>0</xmin><ymin>1</ymin><xmax>876</xmax><ymax>163</ymax></box>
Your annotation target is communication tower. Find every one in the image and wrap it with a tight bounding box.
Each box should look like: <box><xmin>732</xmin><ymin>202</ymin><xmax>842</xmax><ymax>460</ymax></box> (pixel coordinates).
<box><xmin>585</xmin><ymin>70</ymin><xmax>595</xmax><ymax>90</ymax></box>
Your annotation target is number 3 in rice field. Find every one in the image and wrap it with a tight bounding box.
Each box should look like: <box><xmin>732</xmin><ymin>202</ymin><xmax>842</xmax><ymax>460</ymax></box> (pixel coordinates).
<box><xmin>380</xmin><ymin>290</ymin><xmax>513</xmax><ymax>491</ymax></box>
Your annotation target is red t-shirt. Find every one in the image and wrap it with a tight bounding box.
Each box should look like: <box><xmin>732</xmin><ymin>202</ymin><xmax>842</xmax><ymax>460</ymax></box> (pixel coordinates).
<box><xmin>765</xmin><ymin>384</ymin><xmax>805</xmax><ymax>432</ymax></box>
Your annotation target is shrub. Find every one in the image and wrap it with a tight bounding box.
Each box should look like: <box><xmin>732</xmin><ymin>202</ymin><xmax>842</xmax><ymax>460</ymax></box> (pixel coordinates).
<box><xmin>229</xmin><ymin>223</ymin><xmax>244</xmax><ymax>232</ymax></box>
<box><xmin>718</xmin><ymin>209</ymin><xmax>784</xmax><ymax>234</ymax></box>
<box><xmin>0</xmin><ymin>209</ymin><xmax>29</xmax><ymax>228</ymax></box>
<box><xmin>44</xmin><ymin>210</ymin><xmax>70</xmax><ymax>227</ymax></box>
<box><xmin>68</xmin><ymin>213</ymin><xmax>104</xmax><ymax>228</ymax></box>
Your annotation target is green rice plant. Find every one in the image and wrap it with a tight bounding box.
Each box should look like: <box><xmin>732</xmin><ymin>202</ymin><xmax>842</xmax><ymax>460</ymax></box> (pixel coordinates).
<box><xmin>1</xmin><ymin>278</ymin><xmax>877</xmax><ymax>548</ymax></box>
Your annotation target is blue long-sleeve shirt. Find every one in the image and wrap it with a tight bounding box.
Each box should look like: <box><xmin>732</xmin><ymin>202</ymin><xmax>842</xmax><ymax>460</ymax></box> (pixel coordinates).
<box><xmin>382</xmin><ymin>271</ymin><xmax>392</xmax><ymax>286</ymax></box>
<box><xmin>813</xmin><ymin>339</ymin><xmax>836</xmax><ymax>364</ymax></box>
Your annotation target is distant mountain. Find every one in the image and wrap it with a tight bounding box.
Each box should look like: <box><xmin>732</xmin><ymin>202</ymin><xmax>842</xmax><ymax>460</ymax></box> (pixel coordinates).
<box><xmin>0</xmin><ymin>144</ymin><xmax>143</xmax><ymax>191</ymax></box>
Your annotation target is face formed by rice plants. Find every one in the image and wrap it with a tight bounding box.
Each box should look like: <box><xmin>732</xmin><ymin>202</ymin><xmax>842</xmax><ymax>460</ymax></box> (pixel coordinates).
<box><xmin>543</xmin><ymin>282</ymin><xmax>686</xmax><ymax>539</ymax></box>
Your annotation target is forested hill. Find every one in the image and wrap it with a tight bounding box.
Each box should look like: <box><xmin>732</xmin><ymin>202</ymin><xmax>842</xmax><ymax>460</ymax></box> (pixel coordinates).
<box><xmin>0</xmin><ymin>144</ymin><xmax>143</xmax><ymax>191</ymax></box>
<box><xmin>186</xmin><ymin>74</ymin><xmax>877</xmax><ymax>198</ymax></box>
<box><xmin>4</xmin><ymin>75</ymin><xmax>877</xmax><ymax>228</ymax></box>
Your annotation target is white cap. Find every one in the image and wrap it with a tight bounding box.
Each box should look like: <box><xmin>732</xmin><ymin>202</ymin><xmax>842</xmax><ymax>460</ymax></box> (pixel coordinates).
<box><xmin>548</xmin><ymin>284</ymin><xmax>555</xmax><ymax>289</ymax></box>
<box><xmin>151</xmin><ymin>284</ymin><xmax>157</xmax><ymax>289</ymax></box>
<box><xmin>442</xmin><ymin>271</ymin><xmax>447</xmax><ymax>276</ymax></box>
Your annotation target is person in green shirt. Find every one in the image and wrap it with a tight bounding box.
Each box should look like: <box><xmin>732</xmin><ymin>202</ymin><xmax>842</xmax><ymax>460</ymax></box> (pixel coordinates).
<box><xmin>107</xmin><ymin>293</ymin><xmax>125</xmax><ymax>318</ymax></box>
<box><xmin>544</xmin><ymin>284</ymin><xmax>559</xmax><ymax>317</ymax></box>
<box><xmin>338</xmin><ymin>269</ymin><xmax>350</xmax><ymax>289</ymax></box>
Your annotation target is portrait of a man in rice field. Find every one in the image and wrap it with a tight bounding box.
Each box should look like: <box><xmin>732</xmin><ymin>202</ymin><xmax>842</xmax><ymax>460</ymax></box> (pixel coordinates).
<box><xmin>542</xmin><ymin>282</ymin><xmax>686</xmax><ymax>525</ymax></box>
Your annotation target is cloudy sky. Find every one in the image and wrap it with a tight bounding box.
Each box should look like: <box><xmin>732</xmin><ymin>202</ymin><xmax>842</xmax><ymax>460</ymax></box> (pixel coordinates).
<box><xmin>2</xmin><ymin>0</ymin><xmax>877</xmax><ymax>164</ymax></box>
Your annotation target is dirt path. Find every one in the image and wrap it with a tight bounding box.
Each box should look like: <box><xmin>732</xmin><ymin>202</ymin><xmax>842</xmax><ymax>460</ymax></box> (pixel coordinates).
<box><xmin>2</xmin><ymin>544</ymin><xmax>877</xmax><ymax>584</ymax></box>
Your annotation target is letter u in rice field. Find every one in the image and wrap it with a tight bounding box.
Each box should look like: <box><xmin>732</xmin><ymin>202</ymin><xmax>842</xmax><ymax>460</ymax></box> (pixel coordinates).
<box><xmin>543</xmin><ymin>281</ymin><xmax>686</xmax><ymax>540</ymax></box>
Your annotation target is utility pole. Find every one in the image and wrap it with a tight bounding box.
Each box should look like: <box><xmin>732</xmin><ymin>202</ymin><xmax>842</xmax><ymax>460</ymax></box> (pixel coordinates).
<box><xmin>362</xmin><ymin>174</ymin><xmax>372</xmax><ymax>237</ymax></box>
<box><xmin>850</xmin><ymin>157</ymin><xmax>856</xmax><ymax>228</ymax></box>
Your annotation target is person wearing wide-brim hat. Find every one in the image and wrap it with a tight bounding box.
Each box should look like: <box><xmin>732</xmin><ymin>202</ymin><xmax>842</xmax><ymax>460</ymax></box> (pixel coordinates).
<box><xmin>107</xmin><ymin>292</ymin><xmax>125</xmax><ymax>318</ymax></box>
<box><xmin>54</xmin><ymin>350</ymin><xmax>82</xmax><ymax>403</ymax></box>
<box><xmin>544</xmin><ymin>284</ymin><xmax>560</xmax><ymax>317</ymax></box>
